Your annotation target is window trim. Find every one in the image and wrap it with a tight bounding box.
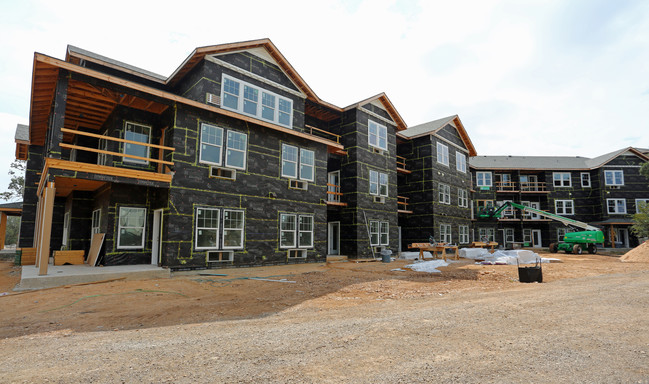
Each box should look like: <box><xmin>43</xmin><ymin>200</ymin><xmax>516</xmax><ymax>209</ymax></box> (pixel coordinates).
<box><xmin>476</xmin><ymin>172</ymin><xmax>492</xmax><ymax>187</ymax></box>
<box><xmin>280</xmin><ymin>213</ymin><xmax>314</xmax><ymax>249</ymax></box>
<box><xmin>440</xmin><ymin>223</ymin><xmax>452</xmax><ymax>243</ymax></box>
<box><xmin>221</xmin><ymin>73</ymin><xmax>293</xmax><ymax>128</ymax></box>
<box><xmin>199</xmin><ymin>123</ymin><xmax>224</xmax><ymax>167</ymax></box>
<box><xmin>368</xmin><ymin>120</ymin><xmax>388</xmax><ymax>151</ymax></box>
<box><xmin>299</xmin><ymin>148</ymin><xmax>315</xmax><ymax>182</ymax></box>
<box><xmin>91</xmin><ymin>209</ymin><xmax>101</xmax><ymax>235</ymax></box>
<box><xmin>458</xmin><ymin>188</ymin><xmax>468</xmax><ymax>208</ymax></box>
<box><xmin>555</xmin><ymin>199</ymin><xmax>574</xmax><ymax>215</ymax></box>
<box><xmin>580</xmin><ymin>172</ymin><xmax>591</xmax><ymax>188</ymax></box>
<box><xmin>439</xmin><ymin>183</ymin><xmax>451</xmax><ymax>204</ymax></box>
<box><xmin>604</xmin><ymin>170</ymin><xmax>624</xmax><ymax>186</ymax></box>
<box><xmin>195</xmin><ymin>207</ymin><xmax>220</xmax><ymax>251</ymax></box>
<box><xmin>281</xmin><ymin>144</ymin><xmax>298</xmax><ymax>179</ymax></box>
<box><xmin>379</xmin><ymin>221</ymin><xmax>389</xmax><ymax>246</ymax></box>
<box><xmin>553</xmin><ymin>172</ymin><xmax>572</xmax><ymax>188</ymax></box>
<box><xmin>117</xmin><ymin>206</ymin><xmax>147</xmax><ymax>250</ymax></box>
<box><xmin>456</xmin><ymin>151</ymin><xmax>466</xmax><ymax>173</ymax></box>
<box><xmin>280</xmin><ymin>213</ymin><xmax>297</xmax><ymax>249</ymax></box>
<box><xmin>479</xmin><ymin>227</ymin><xmax>495</xmax><ymax>242</ymax></box>
<box><xmin>298</xmin><ymin>215</ymin><xmax>314</xmax><ymax>248</ymax></box>
<box><xmin>437</xmin><ymin>142</ymin><xmax>449</xmax><ymax>166</ymax></box>
<box><xmin>123</xmin><ymin>121</ymin><xmax>151</xmax><ymax>165</ymax></box>
<box><xmin>459</xmin><ymin>225</ymin><xmax>469</xmax><ymax>244</ymax></box>
<box><xmin>369</xmin><ymin>170</ymin><xmax>388</xmax><ymax>196</ymax></box>
<box><xmin>224</xmin><ymin>130</ymin><xmax>248</xmax><ymax>170</ymax></box>
<box><xmin>607</xmin><ymin>198</ymin><xmax>627</xmax><ymax>214</ymax></box>
<box><xmin>222</xmin><ymin>209</ymin><xmax>245</xmax><ymax>249</ymax></box>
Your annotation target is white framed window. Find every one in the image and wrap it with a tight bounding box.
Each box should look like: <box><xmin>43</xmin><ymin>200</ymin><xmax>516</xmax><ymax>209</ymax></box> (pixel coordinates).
<box><xmin>636</xmin><ymin>199</ymin><xmax>649</xmax><ymax>213</ymax></box>
<box><xmin>504</xmin><ymin>228</ymin><xmax>515</xmax><ymax>244</ymax></box>
<box><xmin>607</xmin><ymin>199</ymin><xmax>627</xmax><ymax>214</ymax></box>
<box><xmin>221</xmin><ymin>74</ymin><xmax>293</xmax><ymax>128</ymax></box>
<box><xmin>369</xmin><ymin>221</ymin><xmax>380</xmax><ymax>246</ymax></box>
<box><xmin>555</xmin><ymin>200</ymin><xmax>574</xmax><ymax>215</ymax></box>
<box><xmin>456</xmin><ymin>151</ymin><xmax>466</xmax><ymax>173</ymax></box>
<box><xmin>476</xmin><ymin>172</ymin><xmax>492</xmax><ymax>187</ymax></box>
<box><xmin>581</xmin><ymin>172</ymin><xmax>591</xmax><ymax>188</ymax></box>
<box><xmin>497</xmin><ymin>200</ymin><xmax>514</xmax><ymax>217</ymax></box>
<box><xmin>369</xmin><ymin>170</ymin><xmax>388</xmax><ymax>196</ymax></box>
<box><xmin>117</xmin><ymin>207</ymin><xmax>146</xmax><ymax>249</ymax></box>
<box><xmin>123</xmin><ymin>122</ymin><xmax>151</xmax><ymax>165</ymax></box>
<box><xmin>458</xmin><ymin>189</ymin><xmax>469</xmax><ymax>208</ymax></box>
<box><xmin>379</xmin><ymin>172</ymin><xmax>388</xmax><ymax>196</ymax></box>
<box><xmin>280</xmin><ymin>214</ymin><xmax>313</xmax><ymax>249</ymax></box>
<box><xmin>369</xmin><ymin>170</ymin><xmax>378</xmax><ymax>195</ymax></box>
<box><xmin>91</xmin><ymin>209</ymin><xmax>101</xmax><ymax>235</ymax></box>
<box><xmin>368</xmin><ymin>120</ymin><xmax>387</xmax><ymax>151</ymax></box>
<box><xmin>553</xmin><ymin>172</ymin><xmax>571</xmax><ymax>187</ymax></box>
<box><xmin>281</xmin><ymin>144</ymin><xmax>314</xmax><ymax>181</ymax></box>
<box><xmin>62</xmin><ymin>211</ymin><xmax>71</xmax><ymax>247</ymax></box>
<box><xmin>299</xmin><ymin>149</ymin><xmax>315</xmax><ymax>182</ymax></box>
<box><xmin>380</xmin><ymin>221</ymin><xmax>389</xmax><ymax>246</ymax></box>
<box><xmin>98</xmin><ymin>137</ymin><xmax>108</xmax><ymax>166</ymax></box>
<box><xmin>280</xmin><ymin>214</ymin><xmax>297</xmax><ymax>248</ymax></box>
<box><xmin>222</xmin><ymin>209</ymin><xmax>245</xmax><ymax>249</ymax></box>
<box><xmin>459</xmin><ymin>225</ymin><xmax>469</xmax><ymax>244</ymax></box>
<box><xmin>523</xmin><ymin>229</ymin><xmax>531</xmax><ymax>245</ymax></box>
<box><xmin>439</xmin><ymin>224</ymin><xmax>452</xmax><ymax>243</ymax></box>
<box><xmin>439</xmin><ymin>183</ymin><xmax>451</xmax><ymax>204</ymax></box>
<box><xmin>557</xmin><ymin>227</ymin><xmax>574</xmax><ymax>242</ymax></box>
<box><xmin>604</xmin><ymin>170</ymin><xmax>624</xmax><ymax>186</ymax></box>
<box><xmin>298</xmin><ymin>215</ymin><xmax>314</xmax><ymax>248</ymax></box>
<box><xmin>195</xmin><ymin>208</ymin><xmax>220</xmax><ymax>250</ymax></box>
<box><xmin>437</xmin><ymin>143</ymin><xmax>449</xmax><ymax>166</ymax></box>
<box><xmin>200</xmin><ymin>123</ymin><xmax>248</xmax><ymax>170</ymax></box>
<box><xmin>479</xmin><ymin>227</ymin><xmax>495</xmax><ymax>242</ymax></box>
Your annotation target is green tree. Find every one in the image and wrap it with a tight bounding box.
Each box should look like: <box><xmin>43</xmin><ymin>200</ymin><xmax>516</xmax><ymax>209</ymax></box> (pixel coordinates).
<box><xmin>0</xmin><ymin>160</ymin><xmax>25</xmax><ymax>201</ymax></box>
<box><xmin>641</xmin><ymin>161</ymin><xmax>649</xmax><ymax>180</ymax></box>
<box><xmin>632</xmin><ymin>161</ymin><xmax>649</xmax><ymax>239</ymax></box>
<box><xmin>5</xmin><ymin>216</ymin><xmax>20</xmax><ymax>245</ymax></box>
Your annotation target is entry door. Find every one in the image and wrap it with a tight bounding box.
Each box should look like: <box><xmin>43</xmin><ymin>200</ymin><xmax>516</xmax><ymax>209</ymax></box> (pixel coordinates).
<box><xmin>529</xmin><ymin>202</ymin><xmax>540</xmax><ymax>220</ymax></box>
<box><xmin>328</xmin><ymin>222</ymin><xmax>340</xmax><ymax>255</ymax></box>
<box><xmin>151</xmin><ymin>209</ymin><xmax>164</xmax><ymax>265</ymax></box>
<box><xmin>531</xmin><ymin>229</ymin><xmax>542</xmax><ymax>248</ymax></box>
<box><xmin>615</xmin><ymin>228</ymin><xmax>629</xmax><ymax>248</ymax></box>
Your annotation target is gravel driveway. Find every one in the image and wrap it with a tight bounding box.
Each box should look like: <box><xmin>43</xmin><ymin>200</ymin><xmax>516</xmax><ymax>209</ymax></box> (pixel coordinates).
<box><xmin>2</xmin><ymin>269</ymin><xmax>648</xmax><ymax>383</ymax></box>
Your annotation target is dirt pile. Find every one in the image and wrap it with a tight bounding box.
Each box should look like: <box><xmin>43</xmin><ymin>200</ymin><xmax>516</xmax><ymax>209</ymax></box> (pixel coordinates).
<box><xmin>620</xmin><ymin>241</ymin><xmax>649</xmax><ymax>262</ymax></box>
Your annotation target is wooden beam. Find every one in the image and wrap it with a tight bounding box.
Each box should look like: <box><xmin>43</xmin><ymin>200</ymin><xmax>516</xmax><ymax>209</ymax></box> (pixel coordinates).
<box><xmin>61</xmin><ymin>128</ymin><xmax>175</xmax><ymax>151</ymax></box>
<box><xmin>45</xmin><ymin>158</ymin><xmax>172</xmax><ymax>183</ymax></box>
<box><xmin>37</xmin><ymin>182</ymin><xmax>56</xmax><ymax>276</ymax></box>
<box><xmin>60</xmin><ymin>143</ymin><xmax>174</xmax><ymax>165</ymax></box>
<box><xmin>0</xmin><ymin>213</ymin><xmax>6</xmax><ymax>250</ymax></box>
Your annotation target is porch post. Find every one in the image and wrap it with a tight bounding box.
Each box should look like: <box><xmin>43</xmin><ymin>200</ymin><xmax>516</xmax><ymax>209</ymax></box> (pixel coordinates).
<box><xmin>0</xmin><ymin>212</ymin><xmax>6</xmax><ymax>250</ymax></box>
<box><xmin>610</xmin><ymin>225</ymin><xmax>616</xmax><ymax>248</ymax></box>
<box><xmin>36</xmin><ymin>182</ymin><xmax>56</xmax><ymax>276</ymax></box>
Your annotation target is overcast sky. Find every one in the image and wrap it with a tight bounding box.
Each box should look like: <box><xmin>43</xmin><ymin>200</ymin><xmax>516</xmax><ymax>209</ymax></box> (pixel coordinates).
<box><xmin>1</xmin><ymin>0</ymin><xmax>648</xmax><ymax>200</ymax></box>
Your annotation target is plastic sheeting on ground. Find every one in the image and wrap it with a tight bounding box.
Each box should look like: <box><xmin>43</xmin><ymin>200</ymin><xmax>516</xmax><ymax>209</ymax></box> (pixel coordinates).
<box><xmin>404</xmin><ymin>259</ymin><xmax>449</xmax><ymax>273</ymax></box>
<box><xmin>399</xmin><ymin>251</ymin><xmax>433</xmax><ymax>260</ymax></box>
<box><xmin>460</xmin><ymin>248</ymin><xmax>556</xmax><ymax>265</ymax></box>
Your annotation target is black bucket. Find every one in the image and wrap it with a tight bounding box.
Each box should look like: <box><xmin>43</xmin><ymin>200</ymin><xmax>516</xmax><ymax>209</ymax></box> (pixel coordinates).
<box><xmin>518</xmin><ymin>258</ymin><xmax>543</xmax><ymax>283</ymax></box>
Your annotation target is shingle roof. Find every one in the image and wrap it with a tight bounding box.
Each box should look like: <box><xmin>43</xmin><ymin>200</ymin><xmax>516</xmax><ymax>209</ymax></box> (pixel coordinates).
<box><xmin>0</xmin><ymin>201</ymin><xmax>22</xmax><ymax>210</ymax></box>
<box><xmin>470</xmin><ymin>147</ymin><xmax>648</xmax><ymax>170</ymax></box>
<box><xmin>67</xmin><ymin>45</ymin><xmax>167</xmax><ymax>81</ymax></box>
<box><xmin>399</xmin><ymin>115</ymin><xmax>457</xmax><ymax>139</ymax></box>
<box><xmin>14</xmin><ymin>124</ymin><xmax>29</xmax><ymax>142</ymax></box>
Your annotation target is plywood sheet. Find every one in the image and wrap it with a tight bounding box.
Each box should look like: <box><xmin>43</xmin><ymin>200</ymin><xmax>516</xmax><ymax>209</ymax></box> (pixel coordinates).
<box><xmin>87</xmin><ymin>233</ymin><xmax>105</xmax><ymax>267</ymax></box>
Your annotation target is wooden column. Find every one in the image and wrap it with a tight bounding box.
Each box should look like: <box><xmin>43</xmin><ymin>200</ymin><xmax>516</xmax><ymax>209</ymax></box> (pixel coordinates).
<box><xmin>0</xmin><ymin>213</ymin><xmax>6</xmax><ymax>251</ymax></box>
<box><xmin>36</xmin><ymin>182</ymin><xmax>56</xmax><ymax>276</ymax></box>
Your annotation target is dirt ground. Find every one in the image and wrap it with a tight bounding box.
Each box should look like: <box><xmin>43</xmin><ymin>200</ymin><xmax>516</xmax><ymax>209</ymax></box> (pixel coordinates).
<box><xmin>1</xmin><ymin>251</ymin><xmax>649</xmax><ymax>382</ymax></box>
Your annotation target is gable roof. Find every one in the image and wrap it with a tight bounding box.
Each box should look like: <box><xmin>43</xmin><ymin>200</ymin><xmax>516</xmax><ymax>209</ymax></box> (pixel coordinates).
<box><xmin>470</xmin><ymin>147</ymin><xmax>649</xmax><ymax>170</ymax></box>
<box><xmin>66</xmin><ymin>45</ymin><xmax>167</xmax><ymax>83</ymax></box>
<box><xmin>398</xmin><ymin>115</ymin><xmax>477</xmax><ymax>156</ymax></box>
<box><xmin>344</xmin><ymin>93</ymin><xmax>407</xmax><ymax>131</ymax></box>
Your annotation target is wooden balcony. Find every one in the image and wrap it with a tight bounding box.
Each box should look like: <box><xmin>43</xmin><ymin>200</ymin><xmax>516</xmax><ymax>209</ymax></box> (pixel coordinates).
<box><xmin>38</xmin><ymin>128</ymin><xmax>175</xmax><ymax>197</ymax></box>
<box><xmin>495</xmin><ymin>181</ymin><xmax>518</xmax><ymax>193</ymax></box>
<box><xmin>306</xmin><ymin>125</ymin><xmax>347</xmax><ymax>156</ymax></box>
<box><xmin>396</xmin><ymin>155</ymin><xmax>410</xmax><ymax>174</ymax></box>
<box><xmin>520</xmin><ymin>182</ymin><xmax>549</xmax><ymax>193</ymax></box>
<box><xmin>398</xmin><ymin>196</ymin><xmax>412</xmax><ymax>214</ymax></box>
<box><xmin>326</xmin><ymin>183</ymin><xmax>347</xmax><ymax>207</ymax></box>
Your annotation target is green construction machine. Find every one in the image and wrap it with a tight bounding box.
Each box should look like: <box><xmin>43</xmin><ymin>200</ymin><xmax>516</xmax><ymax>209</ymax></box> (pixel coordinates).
<box><xmin>477</xmin><ymin>201</ymin><xmax>604</xmax><ymax>254</ymax></box>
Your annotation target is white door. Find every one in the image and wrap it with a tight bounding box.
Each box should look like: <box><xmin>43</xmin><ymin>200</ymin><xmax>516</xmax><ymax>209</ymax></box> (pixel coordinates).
<box><xmin>151</xmin><ymin>209</ymin><xmax>164</xmax><ymax>265</ymax></box>
<box><xmin>529</xmin><ymin>202</ymin><xmax>540</xmax><ymax>220</ymax></box>
<box><xmin>532</xmin><ymin>230</ymin><xmax>542</xmax><ymax>248</ymax></box>
<box><xmin>615</xmin><ymin>228</ymin><xmax>629</xmax><ymax>248</ymax></box>
<box><xmin>328</xmin><ymin>222</ymin><xmax>340</xmax><ymax>255</ymax></box>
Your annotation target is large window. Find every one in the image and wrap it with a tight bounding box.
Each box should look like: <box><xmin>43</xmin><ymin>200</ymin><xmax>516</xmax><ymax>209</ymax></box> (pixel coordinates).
<box><xmin>553</xmin><ymin>172</ymin><xmax>571</xmax><ymax>187</ymax></box>
<box><xmin>437</xmin><ymin>143</ymin><xmax>449</xmax><ymax>166</ymax></box>
<box><xmin>195</xmin><ymin>208</ymin><xmax>245</xmax><ymax>250</ymax></box>
<box><xmin>476</xmin><ymin>172</ymin><xmax>492</xmax><ymax>187</ymax></box>
<box><xmin>581</xmin><ymin>172</ymin><xmax>591</xmax><ymax>188</ymax></box>
<box><xmin>370</xmin><ymin>220</ymin><xmax>389</xmax><ymax>246</ymax></box>
<box><xmin>280</xmin><ymin>214</ymin><xmax>314</xmax><ymax>249</ymax></box>
<box><xmin>369</xmin><ymin>170</ymin><xmax>388</xmax><ymax>196</ymax></box>
<box><xmin>456</xmin><ymin>151</ymin><xmax>466</xmax><ymax>173</ymax></box>
<box><xmin>604</xmin><ymin>170</ymin><xmax>624</xmax><ymax>186</ymax></box>
<box><xmin>440</xmin><ymin>224</ymin><xmax>452</xmax><ymax>243</ymax></box>
<box><xmin>221</xmin><ymin>74</ymin><xmax>293</xmax><ymax>128</ymax></box>
<box><xmin>281</xmin><ymin>144</ymin><xmax>314</xmax><ymax>181</ymax></box>
<box><xmin>479</xmin><ymin>227</ymin><xmax>495</xmax><ymax>242</ymax></box>
<box><xmin>555</xmin><ymin>200</ymin><xmax>574</xmax><ymax>215</ymax></box>
<box><xmin>117</xmin><ymin>207</ymin><xmax>146</xmax><ymax>249</ymax></box>
<box><xmin>439</xmin><ymin>183</ymin><xmax>451</xmax><ymax>204</ymax></box>
<box><xmin>459</xmin><ymin>225</ymin><xmax>469</xmax><ymax>244</ymax></box>
<box><xmin>458</xmin><ymin>189</ymin><xmax>469</xmax><ymax>208</ymax></box>
<box><xmin>368</xmin><ymin>120</ymin><xmax>387</xmax><ymax>151</ymax></box>
<box><xmin>199</xmin><ymin>123</ymin><xmax>248</xmax><ymax>170</ymax></box>
<box><xmin>123</xmin><ymin>122</ymin><xmax>151</xmax><ymax>165</ymax></box>
<box><xmin>607</xmin><ymin>199</ymin><xmax>627</xmax><ymax>214</ymax></box>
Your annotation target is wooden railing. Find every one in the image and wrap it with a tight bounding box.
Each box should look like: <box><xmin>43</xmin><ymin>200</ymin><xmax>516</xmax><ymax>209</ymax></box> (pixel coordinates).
<box><xmin>305</xmin><ymin>124</ymin><xmax>340</xmax><ymax>144</ymax></box>
<box><xmin>398</xmin><ymin>196</ymin><xmax>412</xmax><ymax>213</ymax></box>
<box><xmin>396</xmin><ymin>155</ymin><xmax>410</xmax><ymax>173</ymax></box>
<box><xmin>326</xmin><ymin>183</ymin><xmax>347</xmax><ymax>206</ymax></box>
<box><xmin>495</xmin><ymin>181</ymin><xmax>517</xmax><ymax>192</ymax></box>
<box><xmin>520</xmin><ymin>182</ymin><xmax>548</xmax><ymax>192</ymax></box>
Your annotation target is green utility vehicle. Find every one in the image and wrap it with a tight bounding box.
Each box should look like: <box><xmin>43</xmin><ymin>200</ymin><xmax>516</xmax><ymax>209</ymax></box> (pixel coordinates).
<box><xmin>478</xmin><ymin>201</ymin><xmax>604</xmax><ymax>254</ymax></box>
